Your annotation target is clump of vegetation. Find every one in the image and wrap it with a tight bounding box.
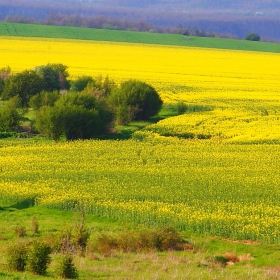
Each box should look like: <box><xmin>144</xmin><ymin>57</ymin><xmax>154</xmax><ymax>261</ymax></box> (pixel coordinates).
<box><xmin>0</xmin><ymin>65</ymin><xmax>163</xmax><ymax>141</ymax></box>
<box><xmin>55</xmin><ymin>255</ymin><xmax>78</xmax><ymax>279</ymax></box>
<box><xmin>244</xmin><ymin>33</ymin><xmax>260</xmax><ymax>41</ymax></box>
<box><xmin>6</xmin><ymin>242</ymin><xmax>28</xmax><ymax>272</ymax></box>
<box><xmin>52</xmin><ymin>211</ymin><xmax>91</xmax><ymax>256</ymax></box>
<box><xmin>109</xmin><ymin>79</ymin><xmax>163</xmax><ymax>125</ymax></box>
<box><xmin>26</xmin><ymin>240</ymin><xmax>52</xmax><ymax>275</ymax></box>
<box><xmin>91</xmin><ymin>226</ymin><xmax>188</xmax><ymax>256</ymax></box>
<box><xmin>14</xmin><ymin>225</ymin><xmax>27</xmax><ymax>238</ymax></box>
<box><xmin>176</xmin><ymin>101</ymin><xmax>188</xmax><ymax>115</ymax></box>
<box><xmin>31</xmin><ymin>216</ymin><xmax>39</xmax><ymax>235</ymax></box>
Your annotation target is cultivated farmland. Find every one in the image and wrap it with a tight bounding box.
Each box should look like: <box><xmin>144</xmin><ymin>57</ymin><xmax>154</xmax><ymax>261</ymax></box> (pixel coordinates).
<box><xmin>1</xmin><ymin>31</ymin><xmax>280</xmax><ymax>244</ymax></box>
<box><xmin>1</xmin><ymin>138</ymin><xmax>280</xmax><ymax>243</ymax></box>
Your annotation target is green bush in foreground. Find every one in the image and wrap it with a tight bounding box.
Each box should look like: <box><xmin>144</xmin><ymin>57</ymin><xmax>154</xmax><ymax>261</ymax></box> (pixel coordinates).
<box><xmin>26</xmin><ymin>241</ymin><xmax>52</xmax><ymax>275</ymax></box>
<box><xmin>6</xmin><ymin>242</ymin><xmax>28</xmax><ymax>272</ymax></box>
<box><xmin>55</xmin><ymin>255</ymin><xmax>78</xmax><ymax>279</ymax></box>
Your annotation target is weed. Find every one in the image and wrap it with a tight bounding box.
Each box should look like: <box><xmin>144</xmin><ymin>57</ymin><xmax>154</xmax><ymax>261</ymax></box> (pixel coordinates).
<box><xmin>31</xmin><ymin>216</ymin><xmax>39</xmax><ymax>235</ymax></box>
<box><xmin>14</xmin><ymin>225</ymin><xmax>26</xmax><ymax>238</ymax></box>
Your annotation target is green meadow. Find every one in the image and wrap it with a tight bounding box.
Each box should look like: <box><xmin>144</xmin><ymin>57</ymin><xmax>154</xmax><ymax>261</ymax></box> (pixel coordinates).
<box><xmin>0</xmin><ymin>22</ymin><xmax>280</xmax><ymax>53</ymax></box>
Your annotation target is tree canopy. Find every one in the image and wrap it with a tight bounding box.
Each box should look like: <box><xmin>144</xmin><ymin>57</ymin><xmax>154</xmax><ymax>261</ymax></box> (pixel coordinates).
<box><xmin>108</xmin><ymin>79</ymin><xmax>163</xmax><ymax>124</ymax></box>
<box><xmin>0</xmin><ymin>65</ymin><xmax>163</xmax><ymax>140</ymax></box>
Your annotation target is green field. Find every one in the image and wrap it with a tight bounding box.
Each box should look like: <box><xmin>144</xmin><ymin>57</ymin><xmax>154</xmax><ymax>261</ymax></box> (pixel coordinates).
<box><xmin>1</xmin><ymin>22</ymin><xmax>280</xmax><ymax>53</ymax></box>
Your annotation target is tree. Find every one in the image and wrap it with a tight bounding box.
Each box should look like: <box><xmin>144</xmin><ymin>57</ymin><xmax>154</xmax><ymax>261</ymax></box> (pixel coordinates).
<box><xmin>0</xmin><ymin>66</ymin><xmax>11</xmax><ymax>94</ymax></box>
<box><xmin>26</xmin><ymin>241</ymin><xmax>51</xmax><ymax>276</ymax></box>
<box><xmin>34</xmin><ymin>65</ymin><xmax>60</xmax><ymax>92</ymax></box>
<box><xmin>108</xmin><ymin>79</ymin><xmax>162</xmax><ymax>124</ymax></box>
<box><xmin>244</xmin><ymin>33</ymin><xmax>260</xmax><ymax>41</ymax></box>
<box><xmin>0</xmin><ymin>78</ymin><xmax>4</xmax><ymax>95</ymax></box>
<box><xmin>70</xmin><ymin>75</ymin><xmax>94</xmax><ymax>92</ymax></box>
<box><xmin>2</xmin><ymin>70</ymin><xmax>44</xmax><ymax>106</ymax></box>
<box><xmin>29</xmin><ymin>90</ymin><xmax>59</xmax><ymax>110</ymax></box>
<box><xmin>34</xmin><ymin>105</ymin><xmax>64</xmax><ymax>141</ymax></box>
<box><xmin>35</xmin><ymin>91</ymin><xmax>113</xmax><ymax>141</ymax></box>
<box><xmin>0</xmin><ymin>96</ymin><xmax>22</xmax><ymax>132</ymax></box>
<box><xmin>46</xmin><ymin>63</ymin><xmax>70</xmax><ymax>90</ymax></box>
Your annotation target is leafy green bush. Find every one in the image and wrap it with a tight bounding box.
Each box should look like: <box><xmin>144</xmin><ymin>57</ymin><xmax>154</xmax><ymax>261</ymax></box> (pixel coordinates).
<box><xmin>35</xmin><ymin>91</ymin><xmax>113</xmax><ymax>141</ymax></box>
<box><xmin>55</xmin><ymin>255</ymin><xmax>78</xmax><ymax>279</ymax></box>
<box><xmin>176</xmin><ymin>101</ymin><xmax>188</xmax><ymax>115</ymax></box>
<box><xmin>26</xmin><ymin>241</ymin><xmax>52</xmax><ymax>275</ymax></box>
<box><xmin>70</xmin><ymin>75</ymin><xmax>94</xmax><ymax>92</ymax></box>
<box><xmin>1</xmin><ymin>70</ymin><xmax>45</xmax><ymax>106</ymax></box>
<box><xmin>72</xmin><ymin>221</ymin><xmax>91</xmax><ymax>255</ymax></box>
<box><xmin>29</xmin><ymin>90</ymin><xmax>59</xmax><ymax>110</ymax></box>
<box><xmin>6</xmin><ymin>242</ymin><xmax>28</xmax><ymax>272</ymax></box>
<box><xmin>0</xmin><ymin>96</ymin><xmax>22</xmax><ymax>132</ymax></box>
<box><xmin>109</xmin><ymin>79</ymin><xmax>162</xmax><ymax>124</ymax></box>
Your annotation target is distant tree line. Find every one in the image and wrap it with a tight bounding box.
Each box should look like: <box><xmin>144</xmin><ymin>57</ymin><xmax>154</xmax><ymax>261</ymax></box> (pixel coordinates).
<box><xmin>0</xmin><ymin>64</ymin><xmax>163</xmax><ymax>141</ymax></box>
<box><xmin>2</xmin><ymin>13</ymin><xmax>236</xmax><ymax>39</ymax></box>
<box><xmin>1</xmin><ymin>0</ymin><xmax>280</xmax><ymax>40</ymax></box>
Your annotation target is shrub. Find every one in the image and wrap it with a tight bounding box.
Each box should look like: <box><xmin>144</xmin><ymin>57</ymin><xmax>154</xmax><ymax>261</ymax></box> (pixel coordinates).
<box><xmin>92</xmin><ymin>234</ymin><xmax>118</xmax><ymax>256</ymax></box>
<box><xmin>55</xmin><ymin>255</ymin><xmax>78</xmax><ymax>279</ymax></box>
<box><xmin>0</xmin><ymin>96</ymin><xmax>22</xmax><ymax>132</ymax></box>
<box><xmin>26</xmin><ymin>241</ymin><xmax>52</xmax><ymax>275</ymax></box>
<box><xmin>29</xmin><ymin>90</ymin><xmax>59</xmax><ymax>110</ymax></box>
<box><xmin>14</xmin><ymin>225</ymin><xmax>27</xmax><ymax>238</ymax></box>
<box><xmin>157</xmin><ymin>226</ymin><xmax>184</xmax><ymax>251</ymax></box>
<box><xmin>176</xmin><ymin>101</ymin><xmax>188</xmax><ymax>115</ymax></box>
<box><xmin>53</xmin><ymin>227</ymin><xmax>74</xmax><ymax>254</ymax></box>
<box><xmin>244</xmin><ymin>33</ymin><xmax>260</xmax><ymax>41</ymax></box>
<box><xmin>72</xmin><ymin>221</ymin><xmax>91</xmax><ymax>255</ymax></box>
<box><xmin>6</xmin><ymin>242</ymin><xmax>28</xmax><ymax>272</ymax></box>
<box><xmin>1</xmin><ymin>70</ymin><xmax>45</xmax><ymax>106</ymax></box>
<box><xmin>91</xmin><ymin>227</ymin><xmax>185</xmax><ymax>254</ymax></box>
<box><xmin>109</xmin><ymin>79</ymin><xmax>162</xmax><ymax>124</ymax></box>
<box><xmin>35</xmin><ymin>91</ymin><xmax>113</xmax><ymax>141</ymax></box>
<box><xmin>70</xmin><ymin>75</ymin><xmax>94</xmax><ymax>92</ymax></box>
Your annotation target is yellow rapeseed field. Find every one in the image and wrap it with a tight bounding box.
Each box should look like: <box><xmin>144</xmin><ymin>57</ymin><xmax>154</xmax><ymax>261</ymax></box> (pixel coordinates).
<box><xmin>1</xmin><ymin>138</ymin><xmax>280</xmax><ymax>243</ymax></box>
<box><xmin>1</xmin><ymin>35</ymin><xmax>280</xmax><ymax>242</ymax></box>
<box><xmin>1</xmin><ymin>36</ymin><xmax>280</xmax><ymax>105</ymax></box>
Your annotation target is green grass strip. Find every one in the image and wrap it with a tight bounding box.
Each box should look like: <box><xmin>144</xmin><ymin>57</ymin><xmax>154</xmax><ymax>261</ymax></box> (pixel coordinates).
<box><xmin>0</xmin><ymin>22</ymin><xmax>280</xmax><ymax>53</ymax></box>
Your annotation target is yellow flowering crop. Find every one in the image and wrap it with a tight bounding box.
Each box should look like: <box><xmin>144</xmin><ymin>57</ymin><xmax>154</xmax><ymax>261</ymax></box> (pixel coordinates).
<box><xmin>0</xmin><ymin>139</ymin><xmax>280</xmax><ymax>243</ymax></box>
<box><xmin>1</xmin><ymin>35</ymin><xmax>280</xmax><ymax>242</ymax></box>
<box><xmin>1</xmin><ymin>36</ymin><xmax>280</xmax><ymax>105</ymax></box>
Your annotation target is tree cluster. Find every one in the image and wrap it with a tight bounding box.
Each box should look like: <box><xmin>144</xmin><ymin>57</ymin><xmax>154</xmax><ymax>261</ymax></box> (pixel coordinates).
<box><xmin>0</xmin><ymin>64</ymin><xmax>163</xmax><ymax>141</ymax></box>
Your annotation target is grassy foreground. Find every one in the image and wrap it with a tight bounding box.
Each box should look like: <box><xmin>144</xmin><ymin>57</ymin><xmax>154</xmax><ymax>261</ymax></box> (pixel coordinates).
<box><xmin>0</xmin><ymin>22</ymin><xmax>280</xmax><ymax>53</ymax></box>
<box><xmin>1</xmin><ymin>203</ymin><xmax>280</xmax><ymax>280</ymax></box>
